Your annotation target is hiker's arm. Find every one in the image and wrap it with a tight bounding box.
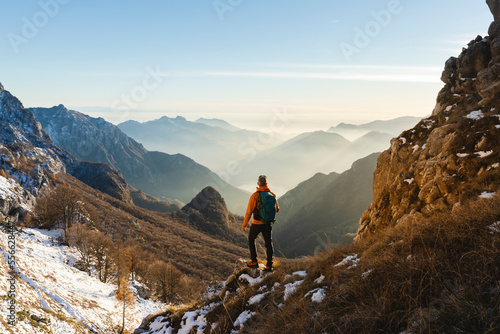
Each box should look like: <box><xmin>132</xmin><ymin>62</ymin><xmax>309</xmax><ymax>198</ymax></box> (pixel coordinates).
<box><xmin>243</xmin><ymin>194</ymin><xmax>257</xmax><ymax>231</ymax></box>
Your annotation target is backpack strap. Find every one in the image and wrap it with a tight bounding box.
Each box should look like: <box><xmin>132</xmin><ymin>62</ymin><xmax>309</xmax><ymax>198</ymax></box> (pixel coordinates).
<box><xmin>253</xmin><ymin>191</ymin><xmax>262</xmax><ymax>221</ymax></box>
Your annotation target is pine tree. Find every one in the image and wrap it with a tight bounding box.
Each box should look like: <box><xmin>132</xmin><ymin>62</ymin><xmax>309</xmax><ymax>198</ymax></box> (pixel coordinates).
<box><xmin>115</xmin><ymin>277</ymin><xmax>134</xmax><ymax>334</ymax></box>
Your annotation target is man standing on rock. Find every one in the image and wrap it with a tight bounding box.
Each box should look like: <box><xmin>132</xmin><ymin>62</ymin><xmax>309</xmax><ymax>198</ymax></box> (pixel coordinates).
<box><xmin>242</xmin><ymin>175</ymin><xmax>279</xmax><ymax>272</ymax></box>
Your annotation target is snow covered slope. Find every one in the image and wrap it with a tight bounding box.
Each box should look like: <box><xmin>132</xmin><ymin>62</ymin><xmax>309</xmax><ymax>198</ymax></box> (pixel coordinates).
<box><xmin>0</xmin><ymin>227</ymin><xmax>166</xmax><ymax>333</ymax></box>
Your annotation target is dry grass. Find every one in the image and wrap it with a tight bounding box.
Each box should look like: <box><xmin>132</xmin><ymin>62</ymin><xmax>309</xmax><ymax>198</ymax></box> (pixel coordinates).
<box><xmin>248</xmin><ymin>195</ymin><xmax>500</xmax><ymax>333</ymax></box>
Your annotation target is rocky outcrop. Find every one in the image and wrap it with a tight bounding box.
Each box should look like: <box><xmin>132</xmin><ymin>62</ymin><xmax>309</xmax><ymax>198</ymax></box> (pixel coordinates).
<box><xmin>357</xmin><ymin>19</ymin><xmax>500</xmax><ymax>239</ymax></box>
<box><xmin>178</xmin><ymin>186</ymin><xmax>248</xmax><ymax>247</ymax></box>
<box><xmin>487</xmin><ymin>0</ymin><xmax>500</xmax><ymax>21</ymax></box>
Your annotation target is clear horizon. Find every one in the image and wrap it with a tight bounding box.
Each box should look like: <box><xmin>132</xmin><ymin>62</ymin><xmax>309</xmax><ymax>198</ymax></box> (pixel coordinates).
<box><xmin>0</xmin><ymin>0</ymin><xmax>492</xmax><ymax>132</ymax></box>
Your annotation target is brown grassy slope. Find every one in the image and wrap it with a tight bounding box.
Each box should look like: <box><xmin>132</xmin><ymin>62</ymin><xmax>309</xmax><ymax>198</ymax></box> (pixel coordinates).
<box><xmin>255</xmin><ymin>195</ymin><xmax>500</xmax><ymax>333</ymax></box>
<box><xmin>57</xmin><ymin>173</ymin><xmax>258</xmax><ymax>282</ymax></box>
<box><xmin>145</xmin><ymin>195</ymin><xmax>499</xmax><ymax>333</ymax></box>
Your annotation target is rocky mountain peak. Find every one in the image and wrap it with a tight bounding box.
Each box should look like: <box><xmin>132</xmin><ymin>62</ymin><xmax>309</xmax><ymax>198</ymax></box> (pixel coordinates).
<box><xmin>0</xmin><ymin>82</ymin><xmax>4</xmax><ymax>93</ymax></box>
<box><xmin>0</xmin><ymin>86</ymin><xmax>50</xmax><ymax>145</ymax></box>
<box><xmin>180</xmin><ymin>186</ymin><xmax>232</xmax><ymax>236</ymax></box>
<box><xmin>356</xmin><ymin>13</ymin><xmax>500</xmax><ymax>239</ymax></box>
<box><xmin>183</xmin><ymin>186</ymin><xmax>228</xmax><ymax>215</ymax></box>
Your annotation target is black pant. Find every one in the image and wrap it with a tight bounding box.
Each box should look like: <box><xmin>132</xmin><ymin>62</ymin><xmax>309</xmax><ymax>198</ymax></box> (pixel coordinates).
<box><xmin>248</xmin><ymin>223</ymin><xmax>273</xmax><ymax>267</ymax></box>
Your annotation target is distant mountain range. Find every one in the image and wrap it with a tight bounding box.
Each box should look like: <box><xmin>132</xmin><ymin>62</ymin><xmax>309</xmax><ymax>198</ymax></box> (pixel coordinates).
<box><xmin>117</xmin><ymin>116</ymin><xmax>284</xmax><ymax>172</ymax></box>
<box><xmin>273</xmin><ymin>153</ymin><xmax>379</xmax><ymax>258</ymax></box>
<box><xmin>194</xmin><ymin>117</ymin><xmax>241</xmax><ymax>132</ymax></box>
<box><xmin>230</xmin><ymin>130</ymin><xmax>392</xmax><ymax>193</ymax></box>
<box><xmin>31</xmin><ymin>106</ymin><xmax>250</xmax><ymax>214</ymax></box>
<box><xmin>328</xmin><ymin>116</ymin><xmax>423</xmax><ymax>140</ymax></box>
<box><xmin>116</xmin><ymin>114</ymin><xmax>421</xmax><ymax>195</ymax></box>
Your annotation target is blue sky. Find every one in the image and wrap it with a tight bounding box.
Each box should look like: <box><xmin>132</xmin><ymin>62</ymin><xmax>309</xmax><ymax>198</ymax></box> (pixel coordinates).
<box><xmin>0</xmin><ymin>0</ymin><xmax>493</xmax><ymax>132</ymax></box>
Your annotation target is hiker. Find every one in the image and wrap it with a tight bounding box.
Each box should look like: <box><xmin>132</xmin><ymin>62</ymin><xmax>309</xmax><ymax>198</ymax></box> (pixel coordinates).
<box><xmin>242</xmin><ymin>175</ymin><xmax>280</xmax><ymax>272</ymax></box>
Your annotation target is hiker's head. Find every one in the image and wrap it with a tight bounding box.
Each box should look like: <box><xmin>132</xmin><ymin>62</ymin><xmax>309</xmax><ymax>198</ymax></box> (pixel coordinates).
<box><xmin>258</xmin><ymin>175</ymin><xmax>267</xmax><ymax>186</ymax></box>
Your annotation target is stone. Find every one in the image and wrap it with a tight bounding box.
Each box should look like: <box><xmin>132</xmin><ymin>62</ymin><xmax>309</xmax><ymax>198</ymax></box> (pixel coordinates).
<box><xmin>489</xmin><ymin>37</ymin><xmax>500</xmax><ymax>63</ymax></box>
<box><xmin>457</xmin><ymin>40</ymin><xmax>491</xmax><ymax>78</ymax></box>
<box><xmin>487</xmin><ymin>0</ymin><xmax>500</xmax><ymax>21</ymax></box>
<box><xmin>441</xmin><ymin>57</ymin><xmax>458</xmax><ymax>84</ymax></box>
<box><xmin>488</xmin><ymin>21</ymin><xmax>500</xmax><ymax>38</ymax></box>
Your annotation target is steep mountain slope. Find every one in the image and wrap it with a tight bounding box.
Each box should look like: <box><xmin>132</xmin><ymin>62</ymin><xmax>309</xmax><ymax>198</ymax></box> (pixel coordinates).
<box><xmin>357</xmin><ymin>31</ymin><xmax>500</xmax><ymax>239</ymax></box>
<box><xmin>274</xmin><ymin>153</ymin><xmax>379</xmax><ymax>258</ymax></box>
<box><xmin>31</xmin><ymin>106</ymin><xmax>249</xmax><ymax>214</ymax></box>
<box><xmin>0</xmin><ymin>228</ymin><xmax>166</xmax><ymax>333</ymax></box>
<box><xmin>118</xmin><ymin>116</ymin><xmax>280</xmax><ymax>172</ymax></box>
<box><xmin>0</xmin><ymin>84</ymin><xmax>130</xmax><ymax>220</ymax></box>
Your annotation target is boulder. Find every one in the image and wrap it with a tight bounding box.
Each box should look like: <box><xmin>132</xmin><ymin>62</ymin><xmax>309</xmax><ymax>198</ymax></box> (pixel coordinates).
<box><xmin>441</xmin><ymin>57</ymin><xmax>457</xmax><ymax>84</ymax></box>
<box><xmin>457</xmin><ymin>40</ymin><xmax>491</xmax><ymax>78</ymax></box>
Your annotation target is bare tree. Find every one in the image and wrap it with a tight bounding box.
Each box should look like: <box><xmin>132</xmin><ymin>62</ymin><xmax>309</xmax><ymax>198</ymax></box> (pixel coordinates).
<box><xmin>35</xmin><ymin>185</ymin><xmax>90</xmax><ymax>244</ymax></box>
<box><xmin>91</xmin><ymin>231</ymin><xmax>114</xmax><ymax>283</ymax></box>
<box><xmin>115</xmin><ymin>277</ymin><xmax>134</xmax><ymax>334</ymax></box>
<box><xmin>148</xmin><ymin>260</ymin><xmax>183</xmax><ymax>302</ymax></box>
<box><xmin>68</xmin><ymin>223</ymin><xmax>94</xmax><ymax>276</ymax></box>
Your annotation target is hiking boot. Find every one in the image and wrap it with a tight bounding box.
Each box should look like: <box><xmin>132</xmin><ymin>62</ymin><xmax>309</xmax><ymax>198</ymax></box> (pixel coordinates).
<box><xmin>263</xmin><ymin>266</ymin><xmax>273</xmax><ymax>272</ymax></box>
<box><xmin>247</xmin><ymin>261</ymin><xmax>258</xmax><ymax>268</ymax></box>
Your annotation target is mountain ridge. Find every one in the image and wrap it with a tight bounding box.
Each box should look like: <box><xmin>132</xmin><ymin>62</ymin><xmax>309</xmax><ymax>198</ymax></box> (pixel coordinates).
<box><xmin>31</xmin><ymin>105</ymin><xmax>250</xmax><ymax>214</ymax></box>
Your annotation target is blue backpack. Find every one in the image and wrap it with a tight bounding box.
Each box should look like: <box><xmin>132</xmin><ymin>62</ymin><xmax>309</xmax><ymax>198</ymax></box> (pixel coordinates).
<box><xmin>254</xmin><ymin>191</ymin><xmax>277</xmax><ymax>223</ymax></box>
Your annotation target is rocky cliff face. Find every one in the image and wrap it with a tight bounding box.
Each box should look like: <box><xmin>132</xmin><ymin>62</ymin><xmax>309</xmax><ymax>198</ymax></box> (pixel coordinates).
<box><xmin>357</xmin><ymin>19</ymin><xmax>500</xmax><ymax>239</ymax></box>
<box><xmin>0</xmin><ymin>84</ymin><xmax>134</xmax><ymax>222</ymax></box>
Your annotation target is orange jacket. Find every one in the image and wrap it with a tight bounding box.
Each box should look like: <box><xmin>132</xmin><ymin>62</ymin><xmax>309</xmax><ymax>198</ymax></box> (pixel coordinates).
<box><xmin>243</xmin><ymin>186</ymin><xmax>280</xmax><ymax>228</ymax></box>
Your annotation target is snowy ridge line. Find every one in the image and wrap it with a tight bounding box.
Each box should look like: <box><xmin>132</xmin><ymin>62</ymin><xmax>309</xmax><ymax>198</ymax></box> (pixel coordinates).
<box><xmin>0</xmin><ymin>246</ymin><xmax>99</xmax><ymax>333</ymax></box>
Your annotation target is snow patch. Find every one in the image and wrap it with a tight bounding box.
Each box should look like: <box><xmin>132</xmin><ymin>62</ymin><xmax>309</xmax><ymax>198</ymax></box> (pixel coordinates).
<box><xmin>0</xmin><ymin>228</ymin><xmax>166</xmax><ymax>333</ymax></box>
<box><xmin>179</xmin><ymin>310</ymin><xmax>207</xmax><ymax>334</ymax></box>
<box><xmin>239</xmin><ymin>274</ymin><xmax>263</xmax><ymax>286</ymax></box>
<box><xmin>362</xmin><ymin>270</ymin><xmax>373</xmax><ymax>279</ymax></box>
<box><xmin>305</xmin><ymin>288</ymin><xmax>326</xmax><ymax>303</ymax></box>
<box><xmin>334</xmin><ymin>254</ymin><xmax>360</xmax><ymax>269</ymax></box>
<box><xmin>284</xmin><ymin>280</ymin><xmax>304</xmax><ymax>301</ymax></box>
<box><xmin>479</xmin><ymin>192</ymin><xmax>496</xmax><ymax>199</ymax></box>
<box><xmin>404</xmin><ymin>178</ymin><xmax>414</xmax><ymax>185</ymax></box>
<box><xmin>489</xmin><ymin>222</ymin><xmax>500</xmax><ymax>234</ymax></box>
<box><xmin>233</xmin><ymin>310</ymin><xmax>256</xmax><ymax>329</ymax></box>
<box><xmin>314</xmin><ymin>275</ymin><xmax>325</xmax><ymax>284</ymax></box>
<box><xmin>248</xmin><ymin>292</ymin><xmax>269</xmax><ymax>305</ymax></box>
<box><xmin>456</xmin><ymin>153</ymin><xmax>469</xmax><ymax>158</ymax></box>
<box><xmin>475</xmin><ymin>150</ymin><xmax>493</xmax><ymax>158</ymax></box>
<box><xmin>466</xmin><ymin>110</ymin><xmax>484</xmax><ymax>120</ymax></box>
